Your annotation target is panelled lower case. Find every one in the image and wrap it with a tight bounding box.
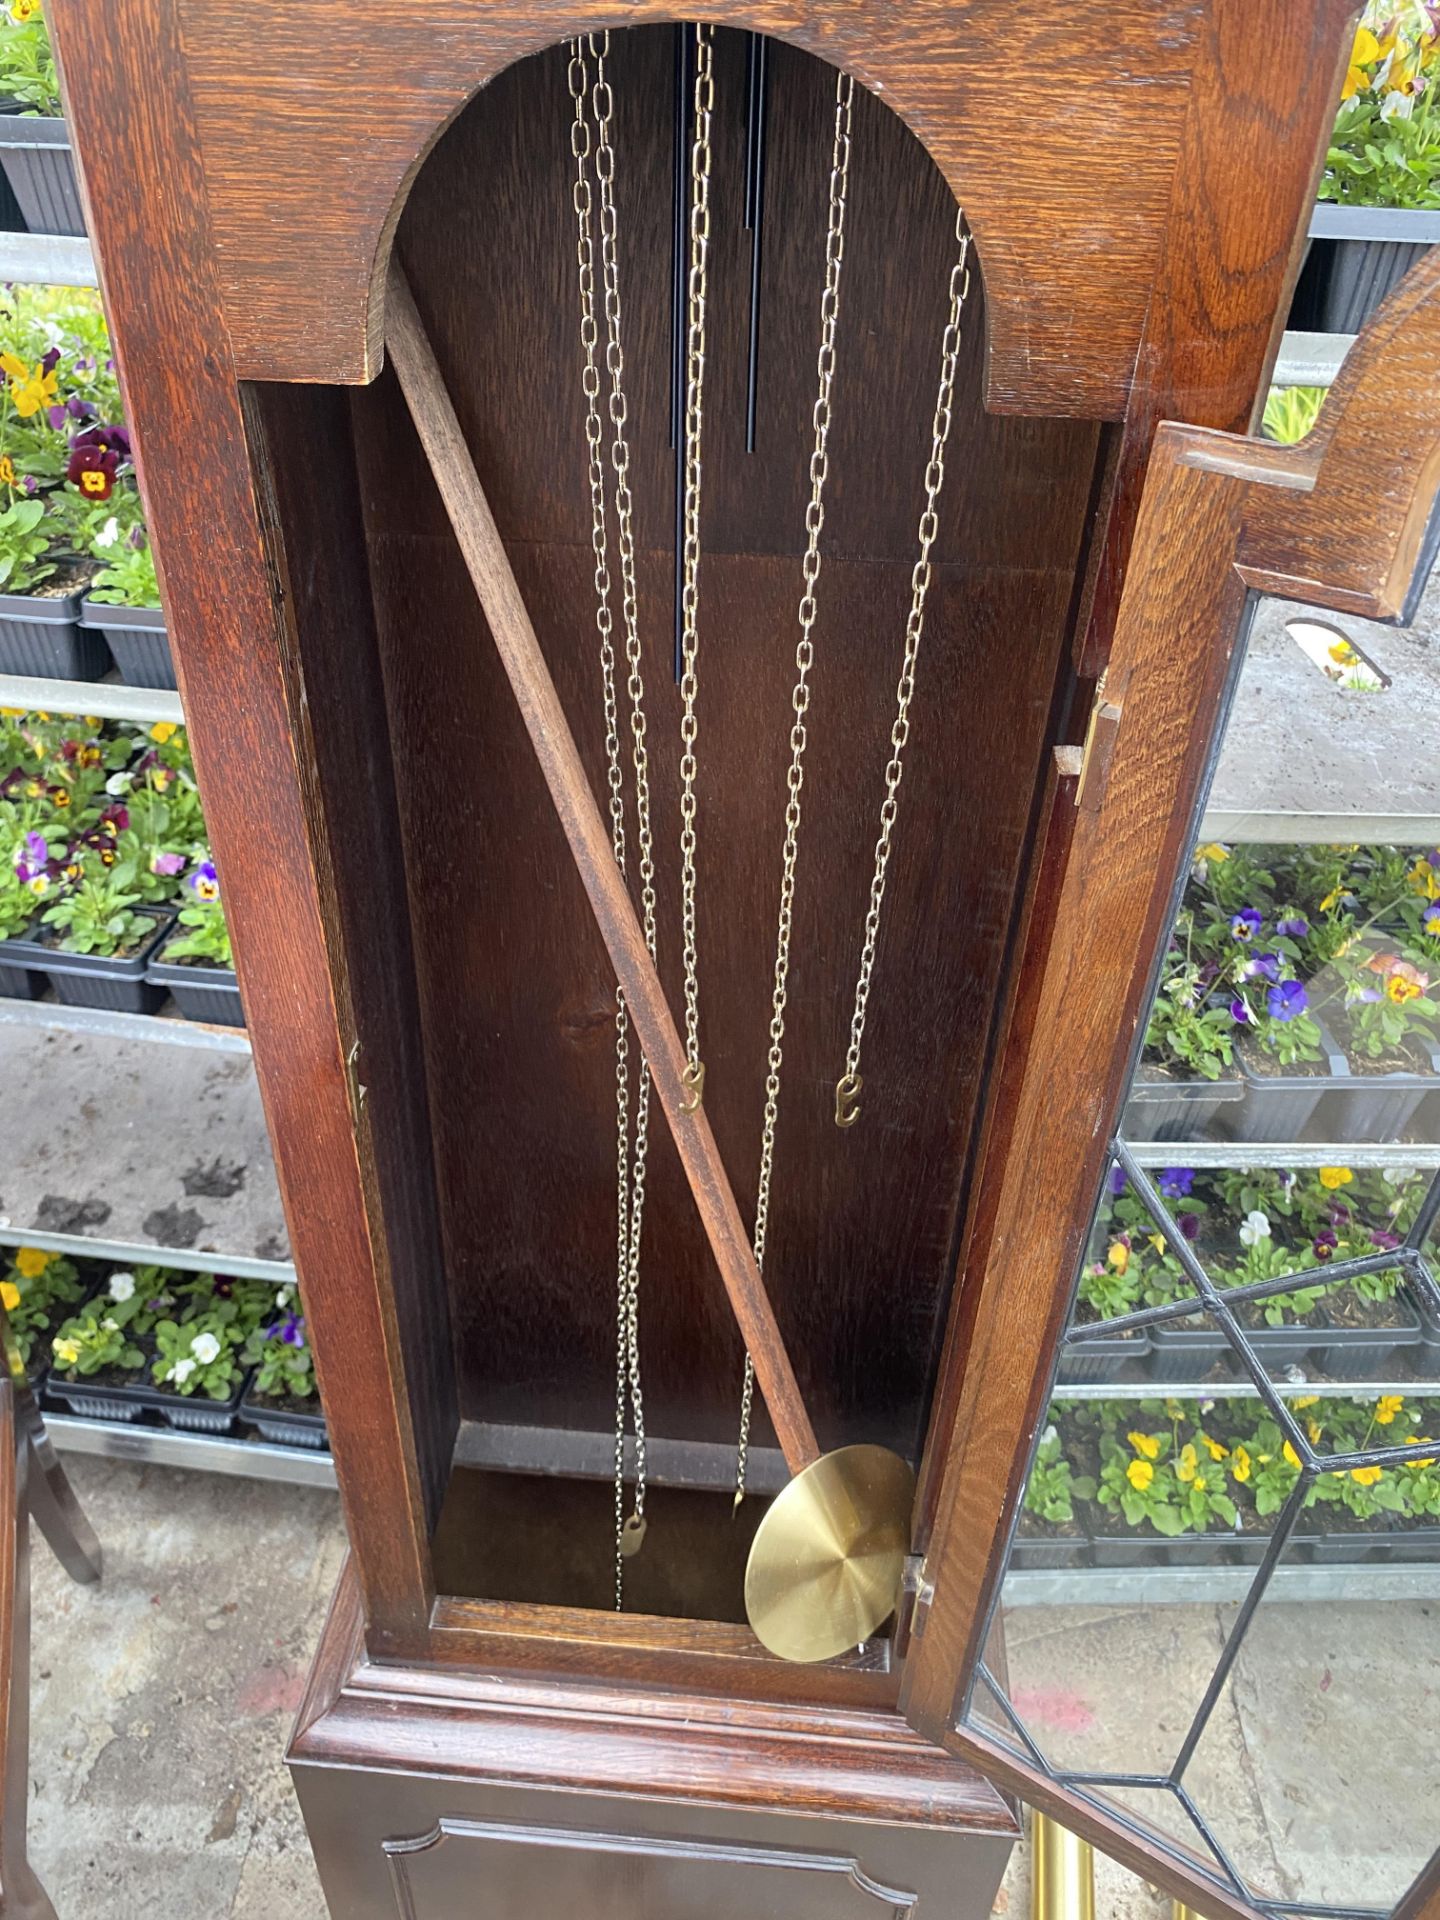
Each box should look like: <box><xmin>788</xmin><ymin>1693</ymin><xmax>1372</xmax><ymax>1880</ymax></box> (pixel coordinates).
<box><xmin>49</xmin><ymin>2</ymin><xmax>1358</xmax><ymax>1914</ymax></box>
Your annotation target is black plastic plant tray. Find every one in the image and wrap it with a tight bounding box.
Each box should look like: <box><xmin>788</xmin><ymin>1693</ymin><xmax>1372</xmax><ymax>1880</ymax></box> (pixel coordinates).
<box><xmin>0</xmin><ymin>910</ymin><xmax>174</xmax><ymax>1014</ymax></box>
<box><xmin>1120</xmin><ymin>1070</ymin><xmax>1244</xmax><ymax>1145</ymax></box>
<box><xmin>1408</xmin><ymin>1282</ymin><xmax>1440</xmax><ymax>1381</ymax></box>
<box><xmin>1008</xmin><ymin>1533</ymin><xmax>1090</xmax><ymax>1572</ymax></box>
<box><xmin>0</xmin><ymin>115</ymin><xmax>85</xmax><ymax>236</ymax></box>
<box><xmin>1311</xmin><ymin>1526</ymin><xmax>1400</xmax><ymax>1565</ymax></box>
<box><xmin>1310</xmin><ymin>1293</ymin><xmax>1423</xmax><ymax>1381</ymax></box>
<box><xmin>146</xmin><ymin>946</ymin><xmax>243</xmax><ymax>1026</ymax></box>
<box><xmin>0</xmin><ymin>582</ymin><xmax>106</xmax><ymax>679</ymax></box>
<box><xmin>1320</xmin><ymin>1035</ymin><xmax>1440</xmax><ymax>1144</ymax></box>
<box><xmin>77</xmin><ymin>597</ymin><xmax>174</xmax><ymax>691</ymax></box>
<box><xmin>1057</xmin><ymin>1324</ymin><xmax>1151</xmax><ymax>1386</ymax></box>
<box><xmin>239</xmin><ymin>1390</ymin><xmax>327</xmax><ymax>1451</ymax></box>
<box><xmin>1233</xmin><ymin>1021</ymin><xmax>1347</xmax><ymax>1143</ymax></box>
<box><xmin>45</xmin><ymin>1365</ymin><xmax>249</xmax><ymax>1435</ymax></box>
<box><xmin>0</xmin><ymin>957</ymin><xmax>43</xmax><ymax>1000</ymax></box>
<box><xmin>1149</xmin><ymin>1313</ymin><xmax>1325</xmax><ymax>1381</ymax></box>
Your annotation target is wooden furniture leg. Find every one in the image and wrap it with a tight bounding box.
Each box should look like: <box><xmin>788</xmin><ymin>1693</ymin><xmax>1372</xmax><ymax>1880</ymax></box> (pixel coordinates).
<box><xmin>0</xmin><ymin>1380</ymin><xmax>56</xmax><ymax>1920</ymax></box>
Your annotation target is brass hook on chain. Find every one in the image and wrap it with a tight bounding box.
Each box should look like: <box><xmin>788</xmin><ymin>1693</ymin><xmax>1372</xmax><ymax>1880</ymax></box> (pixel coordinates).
<box><xmin>681</xmin><ymin>1059</ymin><xmax>706</xmax><ymax>1113</ymax></box>
<box><xmin>834</xmin><ymin>1072</ymin><xmax>862</xmax><ymax>1128</ymax></box>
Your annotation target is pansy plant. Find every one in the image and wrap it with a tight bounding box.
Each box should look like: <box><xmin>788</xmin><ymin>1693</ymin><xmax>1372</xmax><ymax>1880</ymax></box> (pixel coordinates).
<box><xmin>151</xmin><ymin>1306</ymin><xmax>246</xmax><ymax>1400</ymax></box>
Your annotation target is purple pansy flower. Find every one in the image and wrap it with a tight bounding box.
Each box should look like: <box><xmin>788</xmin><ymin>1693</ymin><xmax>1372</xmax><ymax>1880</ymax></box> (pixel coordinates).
<box><xmin>1159</xmin><ymin>1167</ymin><xmax>1195</xmax><ymax>1198</ymax></box>
<box><xmin>14</xmin><ymin>830</ymin><xmax>48</xmax><ymax>883</ymax></box>
<box><xmin>38</xmin><ymin>347</ymin><xmax>59</xmax><ymax>374</ymax></box>
<box><xmin>1424</xmin><ymin>905</ymin><xmax>1440</xmax><ymax>938</ymax></box>
<box><xmin>1246</xmin><ymin>951</ymin><xmax>1281</xmax><ymax>982</ymax></box>
<box><xmin>151</xmin><ymin>850</ymin><xmax>184</xmax><ymax>877</ymax></box>
<box><xmin>1371</xmin><ymin>1229</ymin><xmax>1402</xmax><ymax>1251</ymax></box>
<box><xmin>45</xmin><ymin>403</ymin><xmax>66</xmax><ymax>431</ymax></box>
<box><xmin>1267</xmin><ymin>980</ymin><xmax>1308</xmax><ymax>1022</ymax></box>
<box><xmin>65</xmin><ymin>393</ymin><xmax>93</xmax><ymax>421</ymax></box>
<box><xmin>1230</xmin><ymin>997</ymin><xmax>1253</xmax><ymax>1025</ymax></box>
<box><xmin>188</xmin><ymin>859</ymin><xmax>220</xmax><ymax>902</ymax></box>
<box><xmin>1312</xmin><ymin>1228</ymin><xmax>1338</xmax><ymax>1262</ymax></box>
<box><xmin>1230</xmin><ymin>907</ymin><xmax>1263</xmax><ymax>941</ymax></box>
<box><xmin>1355</xmin><ymin>986</ymin><xmax>1383</xmax><ymax>1004</ymax></box>
<box><xmin>1108</xmin><ymin>1165</ymin><xmax>1127</xmax><ymax>1196</ymax></box>
<box><xmin>1177</xmin><ymin>1212</ymin><xmax>1201</xmax><ymax>1242</ymax></box>
<box><xmin>1276</xmin><ymin>916</ymin><xmax>1309</xmax><ymax>938</ymax></box>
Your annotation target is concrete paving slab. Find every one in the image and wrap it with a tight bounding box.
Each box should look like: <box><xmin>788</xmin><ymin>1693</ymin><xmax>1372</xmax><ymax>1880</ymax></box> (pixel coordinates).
<box><xmin>28</xmin><ymin>1456</ymin><xmax>343</xmax><ymax>1920</ymax></box>
<box><xmin>0</xmin><ymin>1025</ymin><xmax>288</xmax><ymax>1265</ymax></box>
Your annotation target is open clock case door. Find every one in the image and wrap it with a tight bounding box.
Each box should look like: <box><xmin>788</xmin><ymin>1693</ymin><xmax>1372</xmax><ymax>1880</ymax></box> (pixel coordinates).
<box><xmin>902</xmin><ymin>248</ymin><xmax>1440</xmax><ymax>1920</ymax></box>
<box><xmin>45</xmin><ymin>1</ymin><xmax>1438</xmax><ymax>1916</ymax></box>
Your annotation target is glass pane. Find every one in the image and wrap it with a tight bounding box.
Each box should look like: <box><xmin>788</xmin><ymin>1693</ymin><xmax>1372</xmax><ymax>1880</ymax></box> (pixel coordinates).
<box><xmin>964</xmin><ymin>544</ymin><xmax>1440</xmax><ymax>1916</ymax></box>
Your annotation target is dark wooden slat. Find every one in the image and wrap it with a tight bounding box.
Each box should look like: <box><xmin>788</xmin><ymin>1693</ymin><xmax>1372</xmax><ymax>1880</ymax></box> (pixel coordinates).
<box><xmin>47</xmin><ymin>0</ymin><xmax>439</xmax><ymax>1654</ymax></box>
<box><xmin>385</xmin><ymin>260</ymin><xmax>820</xmax><ymax>1476</ymax></box>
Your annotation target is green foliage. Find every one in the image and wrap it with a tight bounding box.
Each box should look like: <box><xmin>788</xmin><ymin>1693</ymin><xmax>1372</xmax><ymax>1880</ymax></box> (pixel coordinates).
<box><xmin>0</xmin><ymin>1247</ymin><xmax>82</xmax><ymax>1369</ymax></box>
<box><xmin>151</xmin><ymin>1303</ymin><xmax>247</xmax><ymax>1400</ymax></box>
<box><xmin>87</xmin><ymin>535</ymin><xmax>159</xmax><ymax>609</ymax></box>
<box><xmin>240</xmin><ymin>1287</ymin><xmax>315</xmax><ymax>1404</ymax></box>
<box><xmin>50</xmin><ymin>1299</ymin><xmax>146</xmax><ymax>1380</ymax></box>
<box><xmin>1323</xmin><ymin>86</ymin><xmax>1440</xmax><ymax>207</ymax></box>
<box><xmin>39</xmin><ymin>863</ymin><xmax>154</xmax><ymax>956</ymax></box>
<box><xmin>0</xmin><ymin>494</ymin><xmax>60</xmax><ymax>593</ymax></box>
<box><xmin>163</xmin><ymin>890</ymin><xmax>232</xmax><ymax>967</ymax></box>
<box><xmin>0</xmin><ymin>3</ymin><xmax>60</xmax><ymax>116</ymax></box>
<box><xmin>1022</xmin><ymin>1426</ymin><xmax>1094</xmax><ymax>1527</ymax></box>
<box><xmin>1261</xmin><ymin>385</ymin><xmax>1326</xmax><ymax>445</ymax></box>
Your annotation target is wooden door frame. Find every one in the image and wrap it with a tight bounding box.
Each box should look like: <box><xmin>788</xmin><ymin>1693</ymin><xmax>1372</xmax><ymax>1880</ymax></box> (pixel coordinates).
<box><xmin>902</xmin><ymin>243</ymin><xmax>1440</xmax><ymax>1920</ymax></box>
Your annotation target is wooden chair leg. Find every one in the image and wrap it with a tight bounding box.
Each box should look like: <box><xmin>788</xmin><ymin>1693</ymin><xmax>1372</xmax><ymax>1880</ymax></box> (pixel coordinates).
<box><xmin>14</xmin><ymin>1379</ymin><xmax>100</xmax><ymax>1589</ymax></box>
<box><xmin>0</xmin><ymin>1379</ymin><xmax>59</xmax><ymax>1920</ymax></box>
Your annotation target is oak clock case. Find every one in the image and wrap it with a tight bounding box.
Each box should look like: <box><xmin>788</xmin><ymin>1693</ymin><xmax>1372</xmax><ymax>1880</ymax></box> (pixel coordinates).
<box><xmin>45</xmin><ymin>2</ymin><xmax>1360</xmax><ymax>1916</ymax></box>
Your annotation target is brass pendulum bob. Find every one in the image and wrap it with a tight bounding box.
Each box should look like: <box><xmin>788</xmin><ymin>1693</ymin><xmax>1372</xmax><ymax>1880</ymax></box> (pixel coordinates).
<box><xmin>743</xmin><ymin>1444</ymin><xmax>914</xmax><ymax>1664</ymax></box>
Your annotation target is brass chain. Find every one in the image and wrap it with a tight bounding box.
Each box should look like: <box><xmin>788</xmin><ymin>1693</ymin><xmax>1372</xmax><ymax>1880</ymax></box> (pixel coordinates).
<box><xmin>569</xmin><ymin>35</ymin><xmax>656</xmax><ymax>1608</ymax></box>
<box><xmin>733</xmin><ymin>68</ymin><xmax>855</xmax><ymax>1504</ymax></box>
<box><xmin>835</xmin><ymin>207</ymin><xmax>972</xmax><ymax>1131</ymax></box>
<box><xmin>676</xmin><ymin>23</ymin><xmax>714</xmax><ymax>1113</ymax></box>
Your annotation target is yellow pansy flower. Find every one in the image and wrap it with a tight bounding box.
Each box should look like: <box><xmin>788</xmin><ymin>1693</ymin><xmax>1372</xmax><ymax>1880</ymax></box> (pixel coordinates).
<box><xmin>14</xmin><ymin>1247</ymin><xmax>48</xmax><ymax>1280</ymax></box>
<box><xmin>0</xmin><ymin>1282</ymin><xmax>18</xmax><ymax>1312</ymax></box>
<box><xmin>1403</xmin><ymin>1437</ymin><xmax>1436</xmax><ymax>1469</ymax></box>
<box><xmin>1318</xmin><ymin>1168</ymin><xmax>1353</xmax><ymax>1191</ymax></box>
<box><xmin>1126</xmin><ymin>1459</ymin><xmax>1154</xmax><ymax>1491</ymax></box>
<box><xmin>1283</xmin><ymin>1440</ymin><xmax>1302</xmax><ymax>1471</ymax></box>
<box><xmin>1307</xmin><ymin>1418</ymin><xmax>1323</xmax><ymax>1444</ymax></box>
<box><xmin>1343</xmin><ymin>23</ymin><xmax>1382</xmax><ymax>96</ymax></box>
<box><xmin>1292</xmin><ymin>1394</ymin><xmax>1319</xmax><ymax>1409</ymax></box>
<box><xmin>1231</xmin><ymin>1446</ymin><xmax>1252</xmax><ymax>1484</ymax></box>
<box><xmin>1195</xmin><ymin>843</ymin><xmax>1229</xmax><ymax>865</ymax></box>
<box><xmin>1350</xmin><ymin>1465</ymin><xmax>1383</xmax><ymax>1487</ymax></box>
<box><xmin>1200</xmin><ymin>1433</ymin><xmax>1228</xmax><ymax>1462</ymax></box>
<box><xmin>1127</xmin><ymin>1430</ymin><xmax>1160</xmax><ymax>1460</ymax></box>
<box><xmin>1376</xmin><ymin>1395</ymin><xmax>1404</xmax><ymax>1426</ymax></box>
<box><xmin>149</xmin><ymin>721</ymin><xmax>178</xmax><ymax>744</ymax></box>
<box><xmin>0</xmin><ymin>353</ymin><xmax>57</xmax><ymax>420</ymax></box>
<box><xmin>1107</xmin><ymin>1240</ymin><xmax>1130</xmax><ymax>1275</ymax></box>
<box><xmin>1175</xmin><ymin>1443</ymin><xmax>1199</xmax><ymax>1483</ymax></box>
<box><xmin>1409</xmin><ymin>857</ymin><xmax>1440</xmax><ymax>902</ymax></box>
<box><xmin>52</xmin><ymin>1337</ymin><xmax>79</xmax><ymax>1367</ymax></box>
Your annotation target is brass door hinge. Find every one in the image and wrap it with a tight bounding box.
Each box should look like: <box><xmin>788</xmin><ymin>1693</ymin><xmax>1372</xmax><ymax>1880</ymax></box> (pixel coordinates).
<box><xmin>894</xmin><ymin>1553</ymin><xmax>934</xmax><ymax>1657</ymax></box>
<box><xmin>1073</xmin><ymin>669</ymin><xmax>1122</xmax><ymax>813</ymax></box>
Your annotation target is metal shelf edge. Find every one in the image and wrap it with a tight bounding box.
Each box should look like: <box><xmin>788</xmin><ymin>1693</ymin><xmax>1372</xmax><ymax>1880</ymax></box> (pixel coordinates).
<box><xmin>1004</xmin><ymin>1561</ymin><xmax>1440</xmax><ymax>1605</ymax></box>
<box><xmin>45</xmin><ymin>1412</ymin><xmax>335</xmax><ymax>1488</ymax></box>
<box><xmin>0</xmin><ymin>670</ymin><xmax>181</xmax><ymax>727</ymax></box>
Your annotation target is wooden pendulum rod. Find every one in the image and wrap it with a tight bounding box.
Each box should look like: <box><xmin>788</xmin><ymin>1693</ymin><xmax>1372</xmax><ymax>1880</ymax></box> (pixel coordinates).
<box><xmin>385</xmin><ymin>260</ymin><xmax>820</xmax><ymax>1478</ymax></box>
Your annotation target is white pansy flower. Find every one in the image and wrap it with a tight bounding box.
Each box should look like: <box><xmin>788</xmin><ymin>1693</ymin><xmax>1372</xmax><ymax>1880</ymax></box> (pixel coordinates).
<box><xmin>93</xmin><ymin>514</ymin><xmax>121</xmax><ymax>549</ymax></box>
<box><xmin>170</xmin><ymin>1357</ymin><xmax>196</xmax><ymax>1385</ymax></box>
<box><xmin>190</xmin><ymin>1332</ymin><xmax>221</xmax><ymax>1366</ymax></box>
<box><xmin>108</xmin><ymin>1271</ymin><xmax>135</xmax><ymax>1302</ymax></box>
<box><xmin>104</xmin><ymin>771</ymin><xmax>133</xmax><ymax>796</ymax></box>
<box><xmin>102</xmin><ymin>1317</ymin><xmax>118</xmax><ymax>1332</ymax></box>
<box><xmin>1238</xmin><ymin>1210</ymin><xmax>1271</xmax><ymax>1248</ymax></box>
<box><xmin>275</xmin><ymin>1286</ymin><xmax>294</xmax><ymax>1308</ymax></box>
